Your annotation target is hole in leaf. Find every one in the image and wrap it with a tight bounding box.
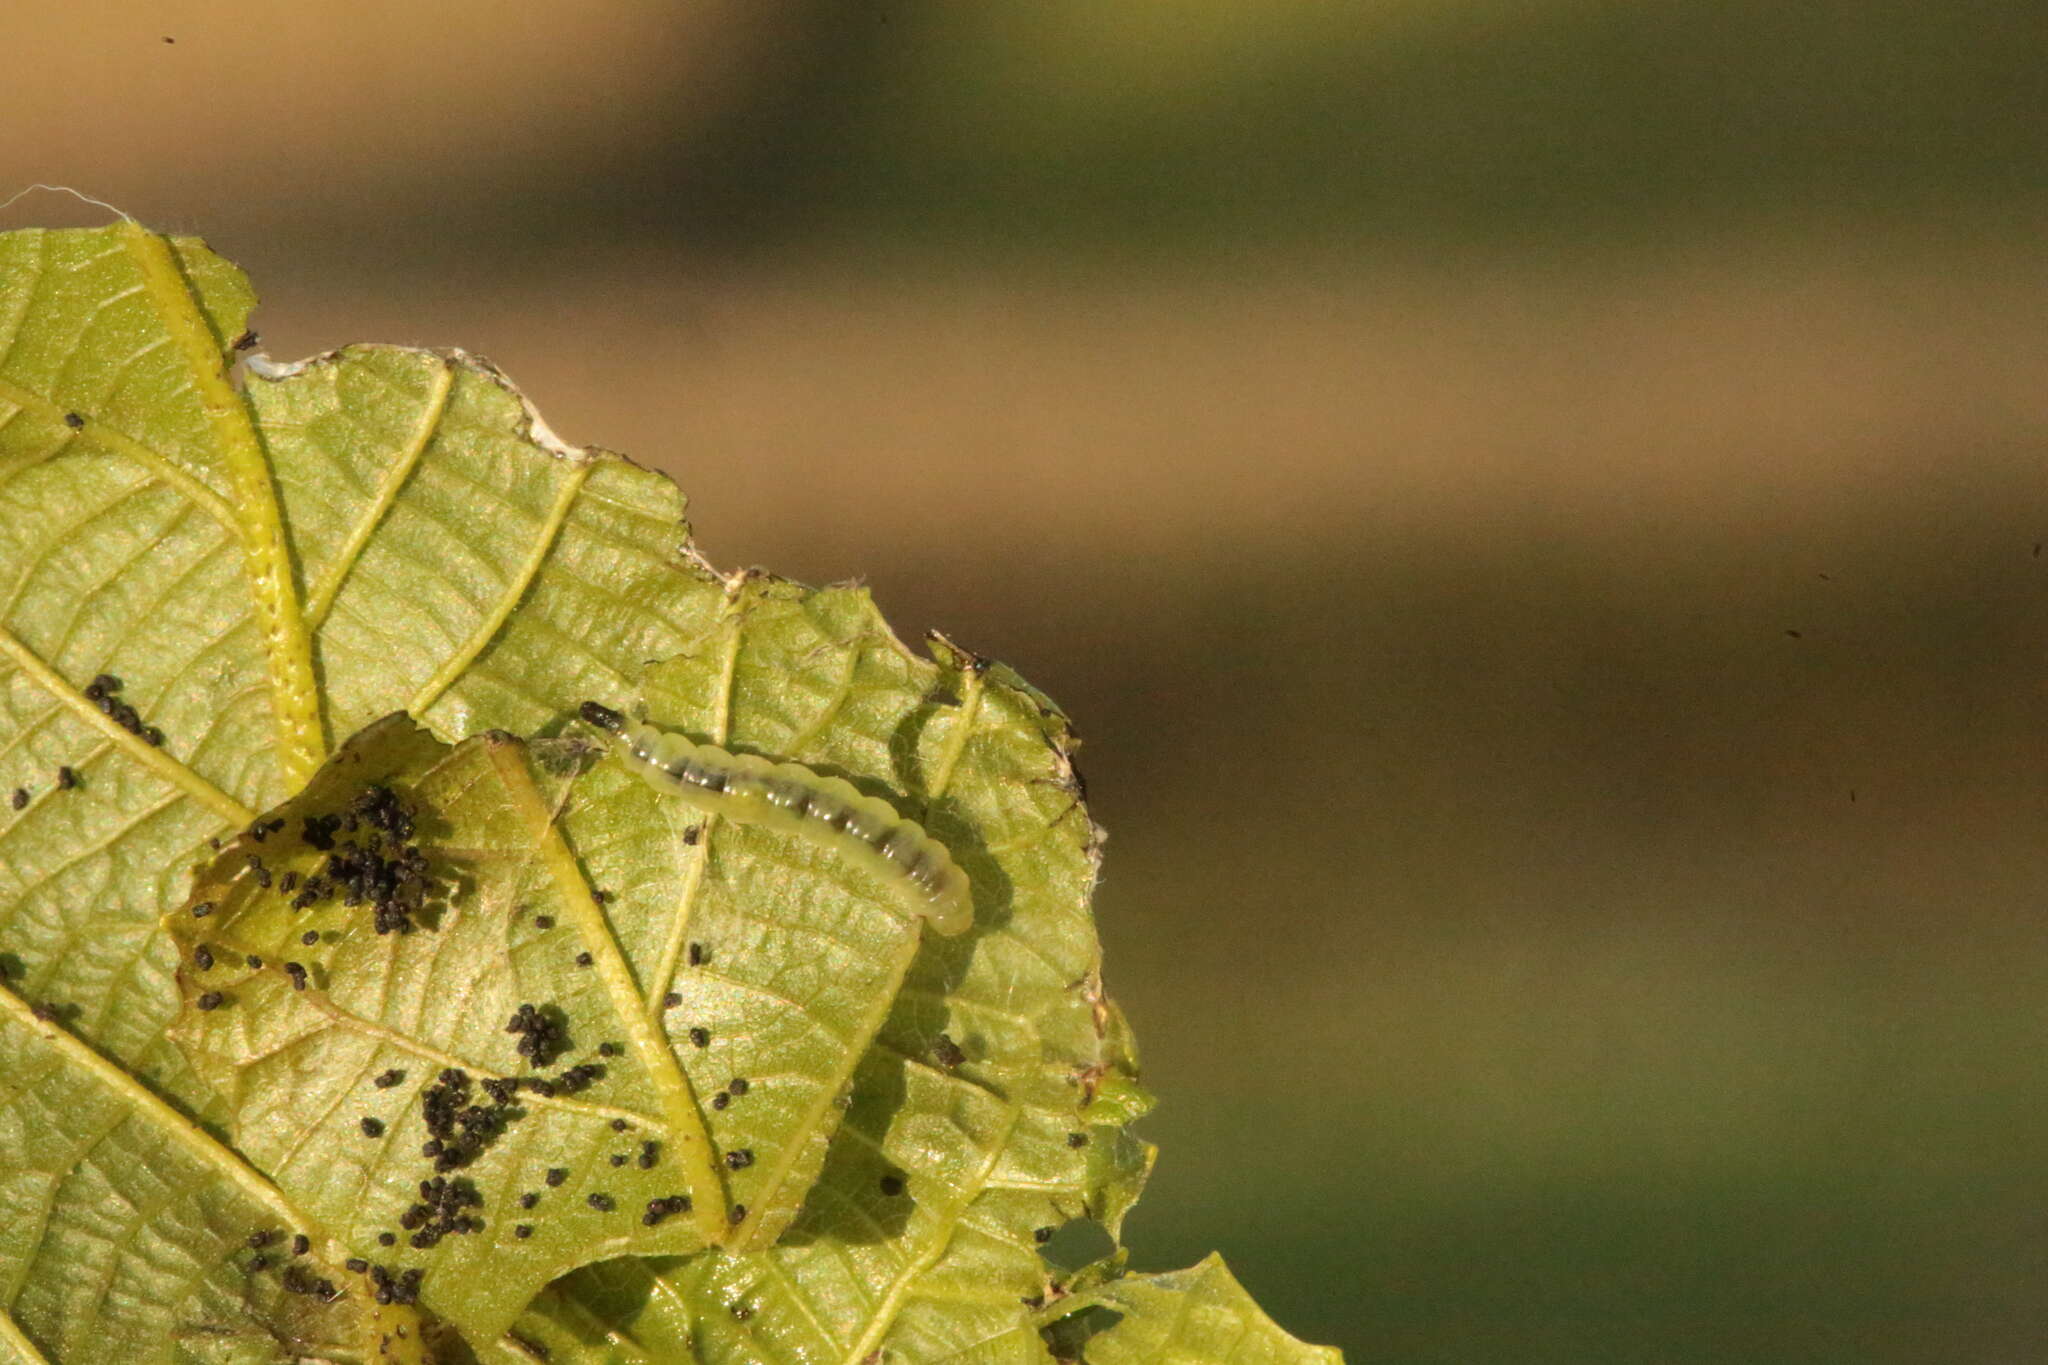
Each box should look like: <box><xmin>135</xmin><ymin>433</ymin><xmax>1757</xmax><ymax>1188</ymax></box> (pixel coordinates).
<box><xmin>1040</xmin><ymin>1303</ymin><xmax>1123</xmax><ymax>1358</ymax></box>
<box><xmin>1036</xmin><ymin>1216</ymin><xmax>1116</xmax><ymax>1272</ymax></box>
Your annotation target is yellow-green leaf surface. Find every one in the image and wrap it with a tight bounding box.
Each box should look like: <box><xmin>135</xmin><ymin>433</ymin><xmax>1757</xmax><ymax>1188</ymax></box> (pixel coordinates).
<box><xmin>1052</xmin><ymin>1256</ymin><xmax>1343</xmax><ymax>1365</ymax></box>
<box><xmin>0</xmin><ymin>223</ymin><xmax>1324</xmax><ymax>1361</ymax></box>
<box><xmin>163</xmin><ymin>717</ymin><xmax>724</xmax><ymax>1339</ymax></box>
<box><xmin>0</xmin><ymin>988</ymin><xmax>428</xmax><ymax>1364</ymax></box>
<box><xmin>513</xmin><ymin>639</ymin><xmax>1157</xmax><ymax>1363</ymax></box>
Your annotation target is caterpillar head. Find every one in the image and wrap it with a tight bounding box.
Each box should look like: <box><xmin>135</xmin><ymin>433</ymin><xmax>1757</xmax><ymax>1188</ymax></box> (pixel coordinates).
<box><xmin>578</xmin><ymin>700</ymin><xmax>626</xmax><ymax>735</ymax></box>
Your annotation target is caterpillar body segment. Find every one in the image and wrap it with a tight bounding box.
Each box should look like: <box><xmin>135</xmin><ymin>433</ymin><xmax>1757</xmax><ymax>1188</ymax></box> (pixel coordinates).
<box><xmin>579</xmin><ymin>702</ymin><xmax>972</xmax><ymax>936</ymax></box>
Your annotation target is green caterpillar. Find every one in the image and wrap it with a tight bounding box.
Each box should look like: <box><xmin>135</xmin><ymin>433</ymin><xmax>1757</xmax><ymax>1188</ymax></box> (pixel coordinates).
<box><xmin>579</xmin><ymin>702</ymin><xmax>972</xmax><ymax>936</ymax></box>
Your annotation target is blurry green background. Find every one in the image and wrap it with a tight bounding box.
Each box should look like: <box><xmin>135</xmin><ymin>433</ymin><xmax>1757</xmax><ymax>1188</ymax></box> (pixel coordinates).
<box><xmin>7</xmin><ymin>3</ymin><xmax>2048</xmax><ymax>1358</ymax></box>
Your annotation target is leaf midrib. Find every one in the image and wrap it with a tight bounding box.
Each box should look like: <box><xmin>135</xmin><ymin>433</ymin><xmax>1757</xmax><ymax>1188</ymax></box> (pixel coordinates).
<box><xmin>0</xmin><ymin>1307</ymin><xmax>53</xmax><ymax>1365</ymax></box>
<box><xmin>118</xmin><ymin>222</ymin><xmax>326</xmax><ymax>787</ymax></box>
<box><xmin>488</xmin><ymin>737</ymin><xmax>730</xmax><ymax>1243</ymax></box>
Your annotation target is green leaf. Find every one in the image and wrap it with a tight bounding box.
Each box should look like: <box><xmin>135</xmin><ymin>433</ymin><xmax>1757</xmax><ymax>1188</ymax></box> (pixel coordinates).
<box><xmin>0</xmin><ymin>989</ymin><xmax>429</xmax><ymax>1364</ymax></box>
<box><xmin>1045</xmin><ymin>1255</ymin><xmax>1343</xmax><ymax>1364</ymax></box>
<box><xmin>0</xmin><ymin>223</ymin><xmax>1322</xmax><ymax>1360</ymax></box>
<box><xmin>159</xmin><ymin>702</ymin><xmax>959</xmax><ymax>1340</ymax></box>
<box><xmin>160</xmin><ymin>717</ymin><xmax>716</xmax><ymax>1338</ymax></box>
<box><xmin>514</xmin><ymin>626</ymin><xmax>1159</xmax><ymax>1362</ymax></box>
<box><xmin>0</xmin><ymin>223</ymin><xmax>290</xmax><ymax>1129</ymax></box>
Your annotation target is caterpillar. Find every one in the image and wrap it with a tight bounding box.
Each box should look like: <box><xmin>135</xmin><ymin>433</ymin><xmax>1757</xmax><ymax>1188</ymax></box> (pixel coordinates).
<box><xmin>579</xmin><ymin>702</ymin><xmax>973</xmax><ymax>936</ymax></box>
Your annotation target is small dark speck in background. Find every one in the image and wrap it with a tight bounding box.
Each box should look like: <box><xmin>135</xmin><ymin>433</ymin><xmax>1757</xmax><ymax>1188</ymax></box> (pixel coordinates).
<box><xmin>196</xmin><ymin>991</ymin><xmax>224</xmax><ymax>1010</ymax></box>
<box><xmin>55</xmin><ymin>766</ymin><xmax>76</xmax><ymax>790</ymax></box>
<box><xmin>586</xmin><ymin>1193</ymin><xmax>614</xmax><ymax>1212</ymax></box>
<box><xmin>359</xmin><ymin>1117</ymin><xmax>384</xmax><ymax>1138</ymax></box>
<box><xmin>727</xmin><ymin>1077</ymin><xmax>749</xmax><ymax>1095</ymax></box>
<box><xmin>879</xmin><ymin>1174</ymin><xmax>905</xmax><ymax>1197</ymax></box>
<box><xmin>575</xmin><ymin>952</ymin><xmax>593</xmax><ymax>967</ymax></box>
<box><xmin>292</xmin><ymin>1234</ymin><xmax>309</xmax><ymax>1256</ymax></box>
<box><xmin>9</xmin><ymin>788</ymin><xmax>27</xmax><ymax>810</ymax></box>
<box><xmin>687</xmin><ymin>1027</ymin><xmax>709</xmax><ymax>1048</ymax></box>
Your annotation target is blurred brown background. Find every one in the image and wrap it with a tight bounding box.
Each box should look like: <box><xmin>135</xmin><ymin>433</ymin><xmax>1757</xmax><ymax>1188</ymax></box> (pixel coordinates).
<box><xmin>8</xmin><ymin>3</ymin><xmax>2048</xmax><ymax>1358</ymax></box>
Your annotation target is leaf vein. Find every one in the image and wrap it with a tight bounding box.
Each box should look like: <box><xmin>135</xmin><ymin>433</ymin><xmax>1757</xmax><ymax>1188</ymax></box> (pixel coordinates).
<box><xmin>0</xmin><ymin>232</ymin><xmax>47</xmax><ymax>374</ymax></box>
<box><xmin>269</xmin><ymin>979</ymin><xmax>659</xmax><ymax>1128</ymax></box>
<box><xmin>488</xmin><ymin>738</ymin><xmax>729</xmax><ymax>1240</ymax></box>
<box><xmin>839</xmin><ymin>1106</ymin><xmax>1022</xmax><ymax>1365</ymax></box>
<box><xmin>647</xmin><ymin>592</ymin><xmax>747</xmax><ymax>1019</ymax></box>
<box><xmin>304</xmin><ymin>356</ymin><xmax>454</xmax><ymax>629</ymax></box>
<box><xmin>407</xmin><ymin>461</ymin><xmax>592</xmax><ymax>718</ymax></box>
<box><xmin>0</xmin><ymin>982</ymin><xmax>308</xmax><ymax>1235</ymax></box>
<box><xmin>0</xmin><ymin>625</ymin><xmax>251</xmax><ymax>824</ymax></box>
<box><xmin>0</xmin><ymin>1310</ymin><xmax>53</xmax><ymax>1365</ymax></box>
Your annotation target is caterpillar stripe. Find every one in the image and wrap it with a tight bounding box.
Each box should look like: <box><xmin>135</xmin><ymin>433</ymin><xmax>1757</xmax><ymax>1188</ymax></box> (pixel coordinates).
<box><xmin>579</xmin><ymin>702</ymin><xmax>972</xmax><ymax>936</ymax></box>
